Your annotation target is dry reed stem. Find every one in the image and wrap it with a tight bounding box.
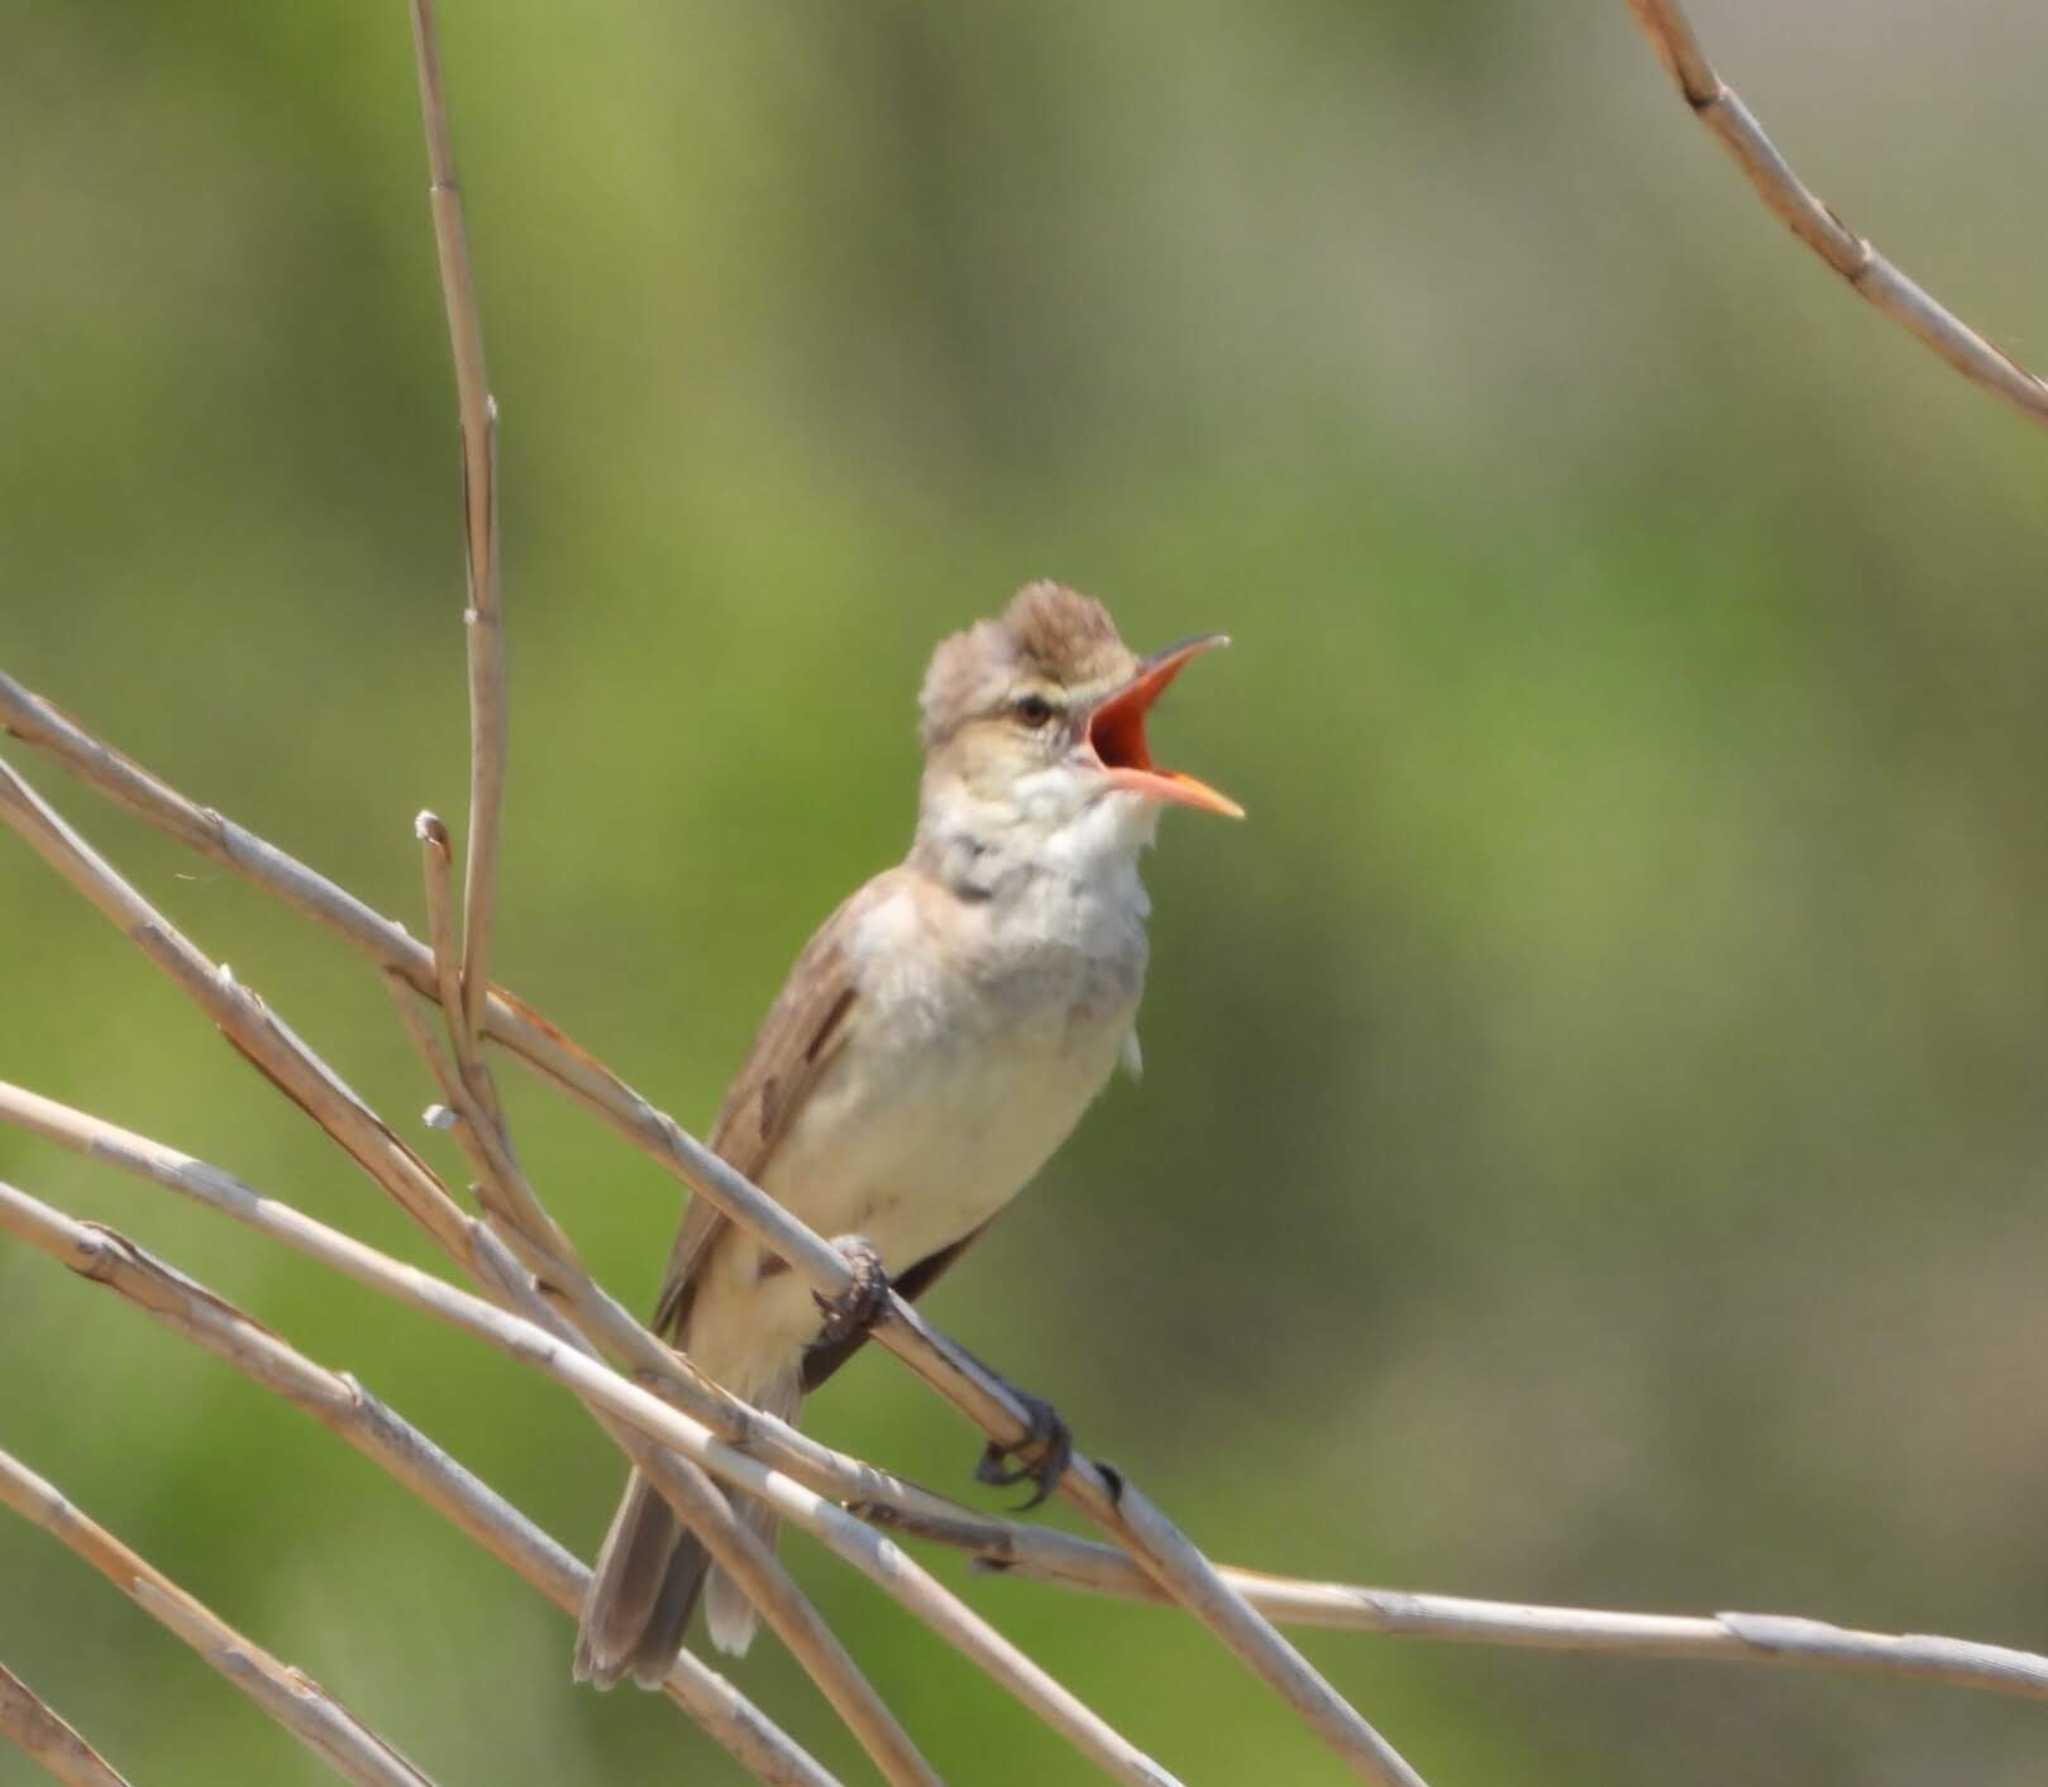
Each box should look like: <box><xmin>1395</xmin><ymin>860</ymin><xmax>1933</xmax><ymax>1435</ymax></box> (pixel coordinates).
<box><xmin>414</xmin><ymin>812</ymin><xmax>483</xmax><ymax>1102</ymax></box>
<box><xmin>0</xmin><ymin>756</ymin><xmax>921</xmax><ymax>1778</ymax></box>
<box><xmin>0</xmin><ymin>668</ymin><xmax>640</xmax><ymax>1166</ymax></box>
<box><xmin>0</xmin><ymin>1177</ymin><xmax>839</xmax><ymax>1787</ymax></box>
<box><xmin>0</xmin><ymin>704</ymin><xmax>1409</xmax><ymax>1776</ymax></box>
<box><xmin>0</xmin><ymin>1083</ymin><xmax>1179</xmax><ymax>1787</ymax></box>
<box><xmin>1624</xmin><ymin>0</ymin><xmax>2048</xmax><ymax>430</ymax></box>
<box><xmin>8</xmin><ymin>828</ymin><xmax>2044</xmax><ymax>1731</ymax></box>
<box><xmin>0</xmin><ymin>755</ymin><xmax>478</xmax><ymax>1266</ymax></box>
<box><xmin>504</xmin><ymin>1045</ymin><xmax>1429</xmax><ymax>1783</ymax></box>
<box><xmin>0</xmin><ymin>1083</ymin><xmax>864</xmax><ymax>1782</ymax></box>
<box><xmin>406</xmin><ymin>0</ymin><xmax>506</xmax><ymax>1037</ymax></box>
<box><xmin>0</xmin><ymin>1663</ymin><xmax>133</xmax><ymax>1787</ymax></box>
<box><xmin>0</xmin><ymin>3</ymin><xmax>2037</xmax><ymax>1775</ymax></box>
<box><xmin>0</xmin><ymin>755</ymin><xmax>943</xmax><ymax>1786</ymax></box>
<box><xmin>96</xmin><ymin>1013</ymin><xmax>1967</xmax><ymax>1758</ymax></box>
<box><xmin>859</xmin><ymin>1500</ymin><xmax>2048</xmax><ymax>1702</ymax></box>
<box><xmin>387</xmin><ymin>855</ymin><xmax>1418</xmax><ymax>1777</ymax></box>
<box><xmin>0</xmin><ymin>1444</ymin><xmax>434</xmax><ymax>1787</ymax></box>
<box><xmin>387</xmin><ymin>959</ymin><xmax>939</xmax><ymax>1787</ymax></box>
<box><xmin>406</xmin><ymin>814</ymin><xmax>943</xmax><ymax>1787</ymax></box>
<box><xmin>0</xmin><ymin>1078</ymin><xmax>1011</xmax><ymax>1544</ymax></box>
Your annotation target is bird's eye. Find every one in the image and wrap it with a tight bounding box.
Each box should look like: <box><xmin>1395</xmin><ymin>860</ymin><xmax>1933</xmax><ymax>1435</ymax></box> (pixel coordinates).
<box><xmin>1012</xmin><ymin>694</ymin><xmax>1056</xmax><ymax>729</ymax></box>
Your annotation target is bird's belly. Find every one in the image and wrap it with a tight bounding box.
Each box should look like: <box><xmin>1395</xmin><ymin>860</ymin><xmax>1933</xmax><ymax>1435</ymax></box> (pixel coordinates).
<box><xmin>793</xmin><ymin>1012</ymin><xmax>1124</xmax><ymax>1270</ymax></box>
<box><xmin>690</xmin><ymin>1003</ymin><xmax>1130</xmax><ymax>1391</ymax></box>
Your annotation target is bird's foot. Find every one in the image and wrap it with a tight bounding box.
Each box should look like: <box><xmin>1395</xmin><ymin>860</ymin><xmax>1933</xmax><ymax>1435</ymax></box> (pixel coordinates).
<box><xmin>974</xmin><ymin>1384</ymin><xmax>1072</xmax><ymax>1511</ymax></box>
<box><xmin>811</xmin><ymin>1234</ymin><xmax>890</xmax><ymax>1348</ymax></box>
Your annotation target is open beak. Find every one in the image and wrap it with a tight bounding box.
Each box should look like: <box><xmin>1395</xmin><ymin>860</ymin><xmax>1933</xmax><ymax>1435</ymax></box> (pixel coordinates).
<box><xmin>1084</xmin><ymin>633</ymin><xmax>1244</xmax><ymax>818</ymax></box>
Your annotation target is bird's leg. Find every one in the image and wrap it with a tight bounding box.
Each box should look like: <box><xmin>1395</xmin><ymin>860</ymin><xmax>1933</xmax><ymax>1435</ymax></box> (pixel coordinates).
<box><xmin>811</xmin><ymin>1234</ymin><xmax>890</xmax><ymax>1348</ymax></box>
<box><xmin>967</xmin><ymin>1362</ymin><xmax>1072</xmax><ymax>1511</ymax></box>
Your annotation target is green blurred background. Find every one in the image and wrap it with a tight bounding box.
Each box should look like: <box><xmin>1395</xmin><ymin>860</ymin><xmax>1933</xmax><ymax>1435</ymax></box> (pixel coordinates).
<box><xmin>5</xmin><ymin>2</ymin><xmax>2047</xmax><ymax>1781</ymax></box>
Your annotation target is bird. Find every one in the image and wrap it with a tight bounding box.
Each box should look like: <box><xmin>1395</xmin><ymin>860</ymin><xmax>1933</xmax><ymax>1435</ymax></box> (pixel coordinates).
<box><xmin>573</xmin><ymin>581</ymin><xmax>1239</xmax><ymax>1686</ymax></box>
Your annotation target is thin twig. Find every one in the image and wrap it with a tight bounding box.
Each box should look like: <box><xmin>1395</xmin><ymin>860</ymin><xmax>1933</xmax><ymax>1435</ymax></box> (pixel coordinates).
<box><xmin>0</xmin><ymin>668</ymin><xmax>757</xmax><ymax>1160</ymax></box>
<box><xmin>517</xmin><ymin>1058</ymin><xmax>1428</xmax><ymax>1783</ymax></box>
<box><xmin>388</xmin><ymin>67</ymin><xmax>1005</xmax><ymax>1761</ymax></box>
<box><xmin>11</xmin><ymin>1076</ymin><xmax>2048</xmax><ymax>1721</ymax></box>
<box><xmin>0</xmin><ymin>1077</ymin><xmax>1012</xmax><ymax>1555</ymax></box>
<box><xmin>0</xmin><ymin>762</ymin><xmax>926</xmax><ymax>1786</ymax></box>
<box><xmin>0</xmin><ymin>709</ymin><xmax>1423</xmax><ymax>1784</ymax></box>
<box><xmin>406</xmin><ymin>0</ymin><xmax>506</xmax><ymax>1038</ymax></box>
<box><xmin>0</xmin><ymin>1085</ymin><xmax>1180</xmax><ymax>1787</ymax></box>
<box><xmin>0</xmin><ymin>1177</ymin><xmax>838</xmax><ymax>1787</ymax></box>
<box><xmin>0</xmin><ymin>4</ymin><xmax>2035</xmax><ymax>1773</ymax></box>
<box><xmin>392</xmin><ymin>969</ymin><xmax>939</xmax><ymax>1787</ymax></box>
<box><xmin>0</xmin><ymin>1446</ymin><xmax>434</xmax><ymax>1787</ymax></box>
<box><xmin>392</xmin><ymin>853</ymin><xmax>574</xmax><ymax>1271</ymax></box>
<box><xmin>410</xmin><ymin>807</ymin><xmax>937</xmax><ymax>1787</ymax></box>
<box><xmin>0</xmin><ymin>713</ymin><xmax>996</xmax><ymax>1524</ymax></box>
<box><xmin>0</xmin><ymin>1663</ymin><xmax>133</xmax><ymax>1787</ymax></box>
<box><xmin>414</xmin><ymin>811</ymin><xmax>479</xmax><ymax>1084</ymax></box>
<box><xmin>393</xmin><ymin>925</ymin><xmax>1405</xmax><ymax>1772</ymax></box>
<box><xmin>0</xmin><ymin>1079</ymin><xmax>886</xmax><ymax>1781</ymax></box>
<box><xmin>1623</xmin><ymin>0</ymin><xmax>2048</xmax><ymax>430</ymax></box>
<box><xmin>860</xmin><ymin>1499</ymin><xmax>2048</xmax><ymax>1703</ymax></box>
<box><xmin>0</xmin><ymin>756</ymin><xmax>1173</xmax><ymax>1780</ymax></box>
<box><xmin>0</xmin><ymin>754</ymin><xmax>477</xmax><ymax>1265</ymax></box>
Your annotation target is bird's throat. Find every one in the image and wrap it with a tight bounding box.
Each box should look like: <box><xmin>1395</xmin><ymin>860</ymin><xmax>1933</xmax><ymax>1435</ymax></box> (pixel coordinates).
<box><xmin>912</xmin><ymin>782</ymin><xmax>1158</xmax><ymax>909</ymax></box>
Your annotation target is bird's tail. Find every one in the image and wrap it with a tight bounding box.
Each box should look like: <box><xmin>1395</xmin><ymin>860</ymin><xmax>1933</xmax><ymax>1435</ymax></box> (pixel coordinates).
<box><xmin>573</xmin><ymin>1369</ymin><xmax>798</xmax><ymax>1685</ymax></box>
<box><xmin>574</xmin><ymin>1466</ymin><xmax>711</xmax><ymax>1689</ymax></box>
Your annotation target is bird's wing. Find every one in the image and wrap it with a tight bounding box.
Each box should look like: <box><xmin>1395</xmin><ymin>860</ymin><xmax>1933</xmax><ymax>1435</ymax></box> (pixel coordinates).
<box><xmin>648</xmin><ymin>872</ymin><xmax>891</xmax><ymax>1341</ymax></box>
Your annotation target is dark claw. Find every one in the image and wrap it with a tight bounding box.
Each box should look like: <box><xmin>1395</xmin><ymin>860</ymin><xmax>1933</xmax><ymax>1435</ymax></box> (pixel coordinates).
<box><xmin>811</xmin><ymin>1234</ymin><xmax>890</xmax><ymax>1349</ymax></box>
<box><xmin>974</xmin><ymin>1387</ymin><xmax>1071</xmax><ymax>1510</ymax></box>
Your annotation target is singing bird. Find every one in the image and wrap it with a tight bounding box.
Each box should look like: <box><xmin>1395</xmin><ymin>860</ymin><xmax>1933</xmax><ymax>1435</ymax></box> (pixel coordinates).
<box><xmin>574</xmin><ymin>582</ymin><xmax>1240</xmax><ymax>1685</ymax></box>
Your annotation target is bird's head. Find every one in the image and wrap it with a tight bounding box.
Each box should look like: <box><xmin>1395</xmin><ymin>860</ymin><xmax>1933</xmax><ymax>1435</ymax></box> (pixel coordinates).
<box><xmin>915</xmin><ymin>583</ymin><xmax>1240</xmax><ymax>857</ymax></box>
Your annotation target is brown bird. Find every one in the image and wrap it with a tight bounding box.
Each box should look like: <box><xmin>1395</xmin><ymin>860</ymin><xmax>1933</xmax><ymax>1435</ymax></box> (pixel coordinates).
<box><xmin>574</xmin><ymin>582</ymin><xmax>1239</xmax><ymax>1686</ymax></box>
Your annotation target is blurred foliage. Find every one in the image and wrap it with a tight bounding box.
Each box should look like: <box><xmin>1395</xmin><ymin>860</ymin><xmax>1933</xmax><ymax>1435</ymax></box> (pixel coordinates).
<box><xmin>5</xmin><ymin>2</ymin><xmax>2048</xmax><ymax>1782</ymax></box>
